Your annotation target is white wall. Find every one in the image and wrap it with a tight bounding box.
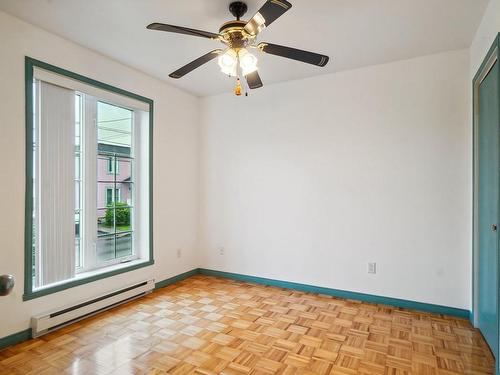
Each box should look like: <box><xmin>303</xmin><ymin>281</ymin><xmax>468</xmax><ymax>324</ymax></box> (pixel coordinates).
<box><xmin>0</xmin><ymin>10</ymin><xmax>200</xmax><ymax>338</ymax></box>
<box><xmin>199</xmin><ymin>49</ymin><xmax>471</xmax><ymax>309</ymax></box>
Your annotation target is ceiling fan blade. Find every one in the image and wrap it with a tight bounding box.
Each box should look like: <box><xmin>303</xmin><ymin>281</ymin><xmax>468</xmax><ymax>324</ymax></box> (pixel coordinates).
<box><xmin>258</xmin><ymin>42</ymin><xmax>329</xmax><ymax>67</ymax></box>
<box><xmin>244</xmin><ymin>0</ymin><xmax>292</xmax><ymax>36</ymax></box>
<box><xmin>169</xmin><ymin>50</ymin><xmax>223</xmax><ymax>79</ymax></box>
<box><xmin>245</xmin><ymin>71</ymin><xmax>263</xmax><ymax>89</ymax></box>
<box><xmin>147</xmin><ymin>23</ymin><xmax>220</xmax><ymax>40</ymax></box>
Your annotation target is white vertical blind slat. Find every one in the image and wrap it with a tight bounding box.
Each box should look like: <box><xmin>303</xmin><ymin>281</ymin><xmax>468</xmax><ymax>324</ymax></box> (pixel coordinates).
<box><xmin>39</xmin><ymin>81</ymin><xmax>76</xmax><ymax>286</ymax></box>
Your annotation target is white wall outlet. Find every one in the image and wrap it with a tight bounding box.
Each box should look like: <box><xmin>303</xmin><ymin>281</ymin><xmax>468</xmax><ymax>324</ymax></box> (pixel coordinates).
<box><xmin>219</xmin><ymin>247</ymin><xmax>225</xmax><ymax>256</ymax></box>
<box><xmin>177</xmin><ymin>248</ymin><xmax>182</xmax><ymax>258</ymax></box>
<box><xmin>368</xmin><ymin>262</ymin><xmax>377</xmax><ymax>274</ymax></box>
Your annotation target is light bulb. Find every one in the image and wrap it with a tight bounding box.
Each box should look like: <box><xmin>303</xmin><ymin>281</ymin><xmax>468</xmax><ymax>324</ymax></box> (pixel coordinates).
<box><xmin>220</xmin><ymin>54</ymin><xmax>234</xmax><ymax>68</ymax></box>
<box><xmin>239</xmin><ymin>49</ymin><xmax>258</xmax><ymax>76</ymax></box>
<box><xmin>218</xmin><ymin>49</ymin><xmax>237</xmax><ymax>77</ymax></box>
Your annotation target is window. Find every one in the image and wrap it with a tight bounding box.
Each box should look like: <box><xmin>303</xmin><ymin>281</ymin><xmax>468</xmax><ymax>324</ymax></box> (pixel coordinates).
<box><xmin>106</xmin><ymin>157</ymin><xmax>120</xmax><ymax>175</ymax></box>
<box><xmin>106</xmin><ymin>188</ymin><xmax>114</xmax><ymax>206</ymax></box>
<box><xmin>25</xmin><ymin>57</ymin><xmax>153</xmax><ymax>300</ymax></box>
<box><xmin>105</xmin><ymin>188</ymin><xmax>121</xmax><ymax>205</ymax></box>
<box><xmin>107</xmin><ymin>158</ymin><xmax>114</xmax><ymax>174</ymax></box>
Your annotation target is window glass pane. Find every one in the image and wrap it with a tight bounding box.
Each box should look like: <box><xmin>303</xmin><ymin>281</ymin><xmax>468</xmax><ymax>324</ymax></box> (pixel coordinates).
<box><xmin>117</xmin><ymin>182</ymin><xmax>133</xmax><ymax>205</ymax></box>
<box><xmin>75</xmin><ymin>154</ymin><xmax>81</xmax><ymax>180</ymax></box>
<box><xmin>116</xmin><ymin>233</ymin><xmax>133</xmax><ymax>259</ymax></box>
<box><xmin>75</xmin><ymin>238</ymin><xmax>81</xmax><ymax>268</ymax></box>
<box><xmin>97</xmin><ymin>101</ymin><xmax>132</xmax><ymax>151</ymax></box>
<box><xmin>115</xmin><ymin>207</ymin><xmax>132</xmax><ymax>234</ymax></box>
<box><xmin>75</xmin><ymin>212</ymin><xmax>81</xmax><ymax>268</ymax></box>
<box><xmin>96</xmin><ymin>235</ymin><xmax>116</xmax><ymax>262</ymax></box>
<box><xmin>116</xmin><ymin>158</ymin><xmax>132</xmax><ymax>206</ymax></box>
<box><xmin>75</xmin><ymin>94</ymin><xmax>83</xmax><ymax>270</ymax></box>
<box><xmin>96</xmin><ymin>101</ymin><xmax>134</xmax><ymax>264</ymax></box>
<box><xmin>98</xmin><ymin>201</ymin><xmax>115</xmax><ymax>235</ymax></box>
<box><xmin>75</xmin><ymin>181</ymin><xmax>81</xmax><ymax>210</ymax></box>
<box><xmin>117</xmin><ymin>158</ymin><xmax>132</xmax><ymax>183</ymax></box>
<box><xmin>75</xmin><ymin>95</ymin><xmax>81</xmax><ymax>152</ymax></box>
<box><xmin>98</xmin><ymin>155</ymin><xmax>116</xmax><ymax>183</ymax></box>
<box><xmin>107</xmin><ymin>157</ymin><xmax>114</xmax><ymax>174</ymax></box>
<box><xmin>107</xmin><ymin>188</ymin><xmax>114</xmax><ymax>206</ymax></box>
<box><xmin>32</xmin><ymin>81</ymin><xmax>37</xmax><ymax>284</ymax></box>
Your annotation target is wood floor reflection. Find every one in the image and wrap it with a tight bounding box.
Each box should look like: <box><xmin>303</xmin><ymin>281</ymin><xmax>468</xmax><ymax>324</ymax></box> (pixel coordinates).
<box><xmin>0</xmin><ymin>275</ymin><xmax>495</xmax><ymax>374</ymax></box>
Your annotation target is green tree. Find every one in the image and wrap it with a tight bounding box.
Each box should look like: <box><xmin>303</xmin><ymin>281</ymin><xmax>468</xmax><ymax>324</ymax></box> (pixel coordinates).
<box><xmin>104</xmin><ymin>202</ymin><xmax>130</xmax><ymax>227</ymax></box>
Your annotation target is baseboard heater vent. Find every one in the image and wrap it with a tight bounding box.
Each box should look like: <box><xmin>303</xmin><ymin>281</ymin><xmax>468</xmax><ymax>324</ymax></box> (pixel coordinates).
<box><xmin>31</xmin><ymin>279</ymin><xmax>155</xmax><ymax>338</ymax></box>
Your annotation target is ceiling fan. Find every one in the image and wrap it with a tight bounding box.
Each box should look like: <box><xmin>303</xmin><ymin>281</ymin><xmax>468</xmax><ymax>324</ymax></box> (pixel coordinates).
<box><xmin>147</xmin><ymin>0</ymin><xmax>329</xmax><ymax>96</ymax></box>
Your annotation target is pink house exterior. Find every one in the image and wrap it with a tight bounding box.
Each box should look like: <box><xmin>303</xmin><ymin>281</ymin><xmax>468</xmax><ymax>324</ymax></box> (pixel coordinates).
<box><xmin>97</xmin><ymin>154</ymin><xmax>132</xmax><ymax>219</ymax></box>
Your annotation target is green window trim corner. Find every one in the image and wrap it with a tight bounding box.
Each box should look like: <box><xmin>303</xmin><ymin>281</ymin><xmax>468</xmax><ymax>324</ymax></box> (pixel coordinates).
<box><xmin>24</xmin><ymin>56</ymin><xmax>154</xmax><ymax>301</ymax></box>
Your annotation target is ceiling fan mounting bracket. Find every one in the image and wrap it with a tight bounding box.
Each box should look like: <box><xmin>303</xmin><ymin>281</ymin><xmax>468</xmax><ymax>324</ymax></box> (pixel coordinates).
<box><xmin>229</xmin><ymin>1</ymin><xmax>248</xmax><ymax>20</ymax></box>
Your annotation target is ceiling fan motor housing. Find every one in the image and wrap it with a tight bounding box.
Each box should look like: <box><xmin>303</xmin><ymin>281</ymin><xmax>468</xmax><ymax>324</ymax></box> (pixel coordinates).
<box><xmin>219</xmin><ymin>20</ymin><xmax>249</xmax><ymax>49</ymax></box>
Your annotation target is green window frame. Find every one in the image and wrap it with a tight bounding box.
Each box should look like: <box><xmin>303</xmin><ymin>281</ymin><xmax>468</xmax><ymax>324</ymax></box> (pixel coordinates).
<box><xmin>24</xmin><ymin>56</ymin><xmax>154</xmax><ymax>301</ymax></box>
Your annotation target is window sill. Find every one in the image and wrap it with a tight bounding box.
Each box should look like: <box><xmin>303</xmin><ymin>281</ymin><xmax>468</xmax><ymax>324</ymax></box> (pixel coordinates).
<box><xmin>23</xmin><ymin>258</ymin><xmax>154</xmax><ymax>301</ymax></box>
<box><xmin>75</xmin><ymin>257</ymin><xmax>143</xmax><ymax>279</ymax></box>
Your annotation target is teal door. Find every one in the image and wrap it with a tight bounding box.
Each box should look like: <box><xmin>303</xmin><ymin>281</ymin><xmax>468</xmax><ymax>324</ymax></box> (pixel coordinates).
<box><xmin>477</xmin><ymin>59</ymin><xmax>499</xmax><ymax>360</ymax></box>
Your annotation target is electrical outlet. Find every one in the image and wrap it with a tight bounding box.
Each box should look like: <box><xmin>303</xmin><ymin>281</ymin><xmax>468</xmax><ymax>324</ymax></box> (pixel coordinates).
<box><xmin>177</xmin><ymin>248</ymin><xmax>182</xmax><ymax>258</ymax></box>
<box><xmin>368</xmin><ymin>262</ymin><xmax>377</xmax><ymax>274</ymax></box>
<box><xmin>219</xmin><ymin>247</ymin><xmax>225</xmax><ymax>256</ymax></box>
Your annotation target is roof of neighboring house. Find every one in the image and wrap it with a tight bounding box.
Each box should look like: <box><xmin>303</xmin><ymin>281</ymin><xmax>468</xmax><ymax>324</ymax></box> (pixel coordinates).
<box><xmin>98</xmin><ymin>143</ymin><xmax>131</xmax><ymax>156</ymax></box>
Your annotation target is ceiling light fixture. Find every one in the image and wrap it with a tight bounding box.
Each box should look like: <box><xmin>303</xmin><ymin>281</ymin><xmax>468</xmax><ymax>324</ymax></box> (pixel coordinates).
<box><xmin>217</xmin><ymin>49</ymin><xmax>238</xmax><ymax>76</ymax></box>
<box><xmin>217</xmin><ymin>48</ymin><xmax>258</xmax><ymax>78</ymax></box>
<box><xmin>239</xmin><ymin>49</ymin><xmax>258</xmax><ymax>76</ymax></box>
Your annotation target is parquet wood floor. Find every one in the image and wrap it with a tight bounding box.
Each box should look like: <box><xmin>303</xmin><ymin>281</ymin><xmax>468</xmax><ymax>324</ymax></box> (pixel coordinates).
<box><xmin>0</xmin><ymin>275</ymin><xmax>494</xmax><ymax>375</ymax></box>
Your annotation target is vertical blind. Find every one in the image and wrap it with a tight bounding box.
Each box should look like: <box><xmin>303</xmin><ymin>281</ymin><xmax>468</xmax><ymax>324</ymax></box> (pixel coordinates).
<box><xmin>38</xmin><ymin>81</ymin><xmax>76</xmax><ymax>285</ymax></box>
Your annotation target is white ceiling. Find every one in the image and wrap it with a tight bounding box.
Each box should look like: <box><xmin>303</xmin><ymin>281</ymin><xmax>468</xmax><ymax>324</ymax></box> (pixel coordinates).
<box><xmin>0</xmin><ymin>0</ymin><xmax>489</xmax><ymax>97</ymax></box>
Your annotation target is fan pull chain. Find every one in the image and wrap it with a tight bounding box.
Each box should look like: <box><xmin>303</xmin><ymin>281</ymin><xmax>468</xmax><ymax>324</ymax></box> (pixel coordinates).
<box><xmin>234</xmin><ymin>78</ymin><xmax>242</xmax><ymax>96</ymax></box>
<box><xmin>234</xmin><ymin>53</ymin><xmax>243</xmax><ymax>96</ymax></box>
<box><xmin>234</xmin><ymin>52</ymin><xmax>249</xmax><ymax>97</ymax></box>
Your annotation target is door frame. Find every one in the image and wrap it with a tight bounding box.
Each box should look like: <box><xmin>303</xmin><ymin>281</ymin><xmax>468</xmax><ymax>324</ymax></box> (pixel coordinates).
<box><xmin>472</xmin><ymin>33</ymin><xmax>500</xmax><ymax>371</ymax></box>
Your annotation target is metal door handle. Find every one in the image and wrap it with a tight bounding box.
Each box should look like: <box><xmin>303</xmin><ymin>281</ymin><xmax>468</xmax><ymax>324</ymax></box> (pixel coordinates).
<box><xmin>0</xmin><ymin>275</ymin><xmax>14</xmax><ymax>296</ymax></box>
<box><xmin>492</xmin><ymin>224</ymin><xmax>497</xmax><ymax>232</ymax></box>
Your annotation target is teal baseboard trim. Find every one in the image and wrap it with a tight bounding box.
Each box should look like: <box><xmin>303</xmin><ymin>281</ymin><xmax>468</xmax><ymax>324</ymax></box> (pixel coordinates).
<box><xmin>199</xmin><ymin>268</ymin><xmax>470</xmax><ymax>319</ymax></box>
<box><xmin>154</xmin><ymin>268</ymin><xmax>200</xmax><ymax>290</ymax></box>
<box><xmin>0</xmin><ymin>329</ymin><xmax>32</xmax><ymax>351</ymax></box>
